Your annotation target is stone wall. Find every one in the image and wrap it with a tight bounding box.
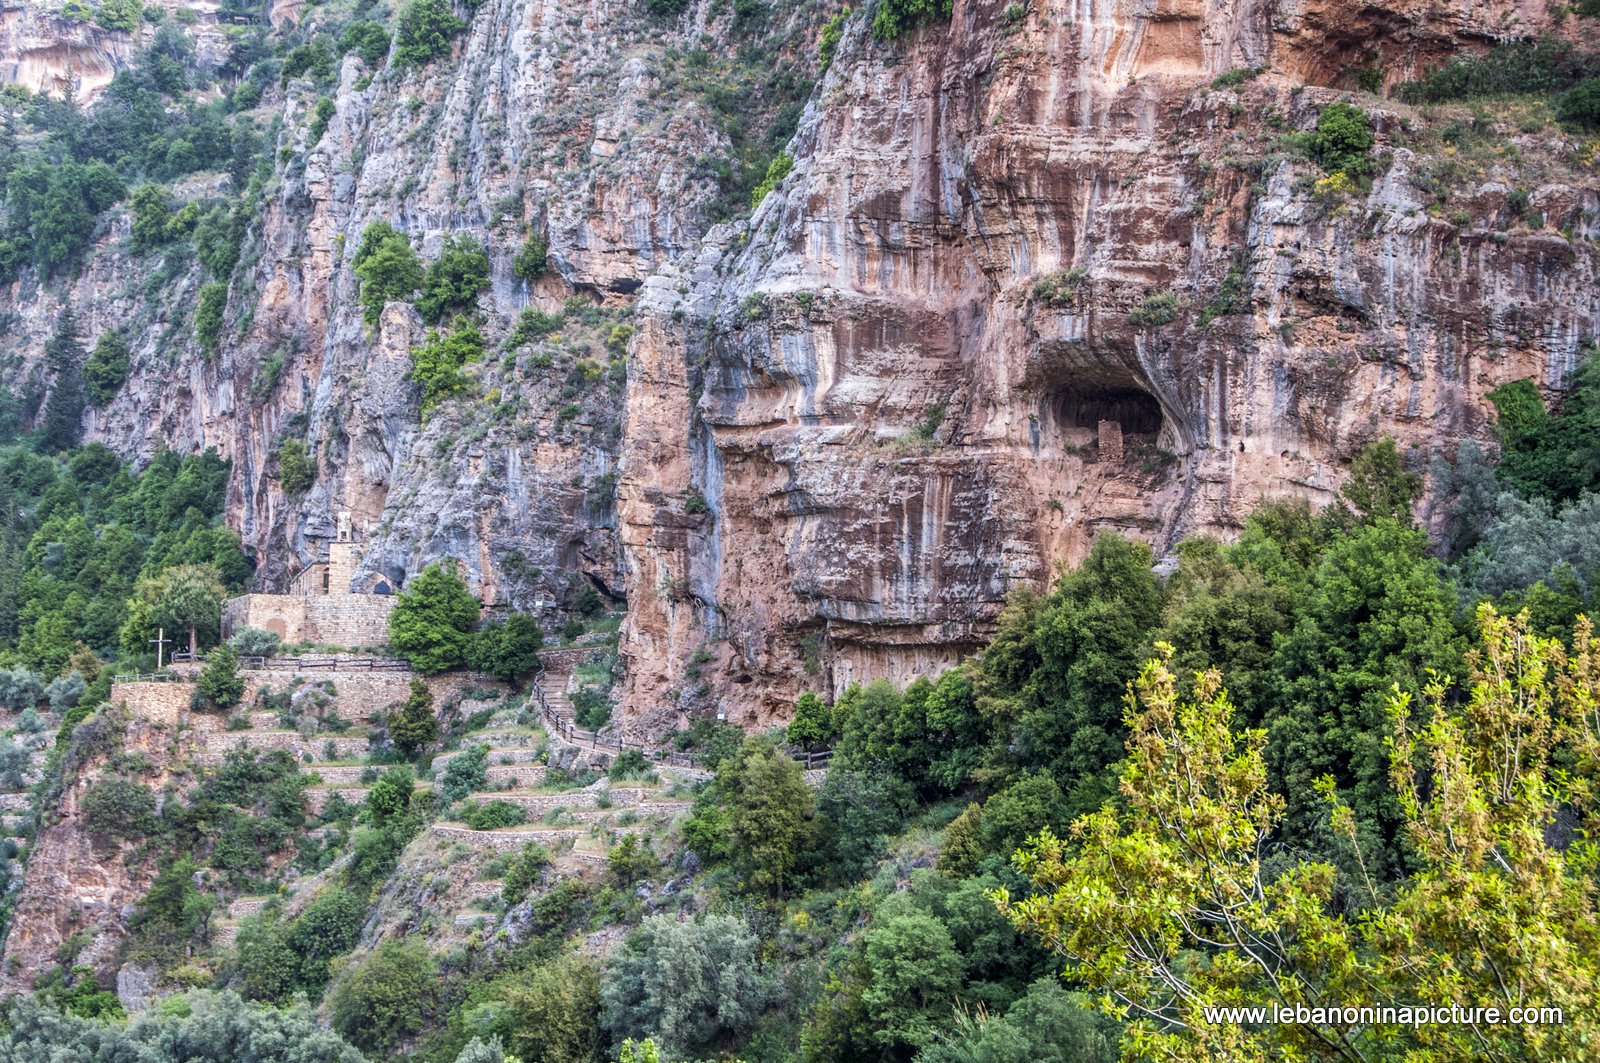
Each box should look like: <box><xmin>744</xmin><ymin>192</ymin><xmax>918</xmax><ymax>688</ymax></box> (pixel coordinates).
<box><xmin>239</xmin><ymin>669</ymin><xmax>493</xmax><ymax>721</ymax></box>
<box><xmin>111</xmin><ymin>682</ymin><xmax>195</xmax><ymax>727</ymax></box>
<box><xmin>222</xmin><ymin>593</ymin><xmax>396</xmax><ymax>648</ymax></box>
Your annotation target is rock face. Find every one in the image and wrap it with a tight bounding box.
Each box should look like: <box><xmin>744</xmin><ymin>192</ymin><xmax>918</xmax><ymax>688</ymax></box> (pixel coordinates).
<box><xmin>613</xmin><ymin>0</ymin><xmax>1600</xmax><ymax>728</ymax></box>
<box><xmin>1</xmin><ymin>0</ymin><xmax>1598</xmax><ymax>735</ymax></box>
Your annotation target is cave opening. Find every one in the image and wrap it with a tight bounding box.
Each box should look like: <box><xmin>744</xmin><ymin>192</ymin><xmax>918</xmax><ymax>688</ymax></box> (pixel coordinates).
<box><xmin>1048</xmin><ymin>384</ymin><xmax>1164</xmax><ymax>437</ymax></box>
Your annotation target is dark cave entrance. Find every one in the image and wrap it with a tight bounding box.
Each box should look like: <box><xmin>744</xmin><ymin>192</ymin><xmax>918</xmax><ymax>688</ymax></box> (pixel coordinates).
<box><xmin>1048</xmin><ymin>384</ymin><xmax>1164</xmax><ymax>436</ymax></box>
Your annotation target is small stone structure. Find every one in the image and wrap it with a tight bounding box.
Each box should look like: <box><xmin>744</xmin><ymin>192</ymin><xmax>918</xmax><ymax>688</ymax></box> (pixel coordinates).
<box><xmin>1097</xmin><ymin>419</ymin><xmax>1124</xmax><ymax>465</ymax></box>
<box><xmin>222</xmin><ymin>512</ymin><xmax>397</xmax><ymax>646</ymax></box>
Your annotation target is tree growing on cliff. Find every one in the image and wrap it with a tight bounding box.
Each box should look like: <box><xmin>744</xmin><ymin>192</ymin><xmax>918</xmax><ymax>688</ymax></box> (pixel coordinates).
<box><xmin>84</xmin><ymin>329</ymin><xmax>131</xmax><ymax>406</ymax></box>
<box><xmin>393</xmin><ymin>0</ymin><xmax>465</xmax><ymax>68</ymax></box>
<box><xmin>38</xmin><ymin>307</ymin><xmax>87</xmax><ymax>454</ymax></box>
<box><xmin>388</xmin><ymin>562</ymin><xmax>479</xmax><ymax>673</ymax></box>
<box><xmin>388</xmin><ymin>678</ymin><xmax>439</xmax><ymax>754</ymax></box>
<box><xmin>416</xmin><ymin>235</ymin><xmax>490</xmax><ymax>324</ymax></box>
<box><xmin>352</xmin><ymin>221</ymin><xmax>423</xmax><ymax>325</ymax></box>
<box><xmin>1311</xmin><ymin>101</ymin><xmax>1373</xmax><ymax>177</ymax></box>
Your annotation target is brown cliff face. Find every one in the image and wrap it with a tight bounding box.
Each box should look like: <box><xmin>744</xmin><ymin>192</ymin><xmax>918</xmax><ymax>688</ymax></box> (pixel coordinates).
<box><xmin>614</xmin><ymin>0</ymin><xmax>1600</xmax><ymax>729</ymax></box>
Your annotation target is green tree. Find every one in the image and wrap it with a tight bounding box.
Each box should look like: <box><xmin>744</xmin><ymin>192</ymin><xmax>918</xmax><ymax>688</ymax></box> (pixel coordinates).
<box><xmin>329</xmin><ymin>937</ymin><xmax>439</xmax><ymax>1056</ymax></box>
<box><xmin>366</xmin><ymin>765</ymin><xmax>415</xmax><ymax>821</ymax></box>
<box><xmin>871</xmin><ymin>0</ymin><xmax>951</xmax><ymax>39</ymax></box>
<box><xmin>469</xmin><ymin>613</ymin><xmax>543</xmax><ymax>681</ymax></box>
<box><xmin>0</xmin><ymin>990</ymin><xmax>366</xmax><ymax>1061</ymax></box>
<box><xmin>1266</xmin><ymin>519</ymin><xmax>1464</xmax><ymax>874</ymax></box>
<box><xmin>82</xmin><ymin>777</ymin><xmax>157</xmax><ymax>840</ymax></box>
<box><xmin>352</xmin><ymin>221</ymin><xmax>423</xmax><ymax>325</ymax></box>
<box><xmin>501</xmin><ymin>841</ymin><xmax>550</xmax><ymax>906</ymax></box>
<box><xmin>715</xmin><ymin>736</ymin><xmax>816</xmax><ymax>895</ymax></box>
<box><xmin>501</xmin><ymin>954</ymin><xmax>602</xmax><ymax>1063</ymax></box>
<box><xmin>416</xmin><ymin>235</ymin><xmax>490</xmax><ymax>324</ymax></box>
<box><xmin>393</xmin><ymin>0</ymin><xmax>466</xmax><ymax>68</ymax></box>
<box><xmin>277</xmin><ymin>438</ymin><xmax>313</xmax><ymax>495</ymax></box>
<box><xmin>990</xmin><ymin>533</ymin><xmax>1166</xmax><ymax>814</ymax></box>
<box><xmin>94</xmin><ymin>0</ymin><xmax>142</xmax><ymax>30</ymax></box>
<box><xmin>1340</xmin><ymin>435</ymin><xmax>1421</xmax><ymax>523</ymax></box>
<box><xmin>388</xmin><ymin>561</ymin><xmax>479</xmax><ymax>673</ymax></box>
<box><xmin>860</xmin><ymin>906</ymin><xmax>965</xmax><ymax>1051</ymax></box>
<box><xmin>84</xmin><ymin>329</ymin><xmax>131</xmax><ymax>405</ymax></box>
<box><xmin>1311</xmin><ymin>101</ymin><xmax>1373</xmax><ymax>176</ymax></box>
<box><xmin>599</xmin><ymin>913</ymin><xmax>771</xmax><ymax>1060</ymax></box>
<box><xmin>127</xmin><ymin>184</ymin><xmax>174</xmax><ymax>250</ymax></box>
<box><xmin>388</xmin><ymin>677</ymin><xmax>439</xmax><ymax>754</ymax></box>
<box><xmin>339</xmin><ymin>20</ymin><xmax>392</xmax><ymax>66</ymax></box>
<box><xmin>132</xmin><ymin>856</ymin><xmax>212</xmax><ymax>942</ymax></box>
<box><xmin>513</xmin><ymin>233</ymin><xmax>547</xmax><ymax>280</ymax></box>
<box><xmin>786</xmin><ymin>690</ymin><xmax>834</xmax><ymax>748</ymax></box>
<box><xmin>919</xmin><ymin>979</ymin><xmax>1120</xmax><ymax>1063</ymax></box>
<box><xmin>196</xmin><ymin>642</ymin><xmax>244</xmax><ymax>707</ymax></box>
<box><xmin>194</xmin><ymin>280</ymin><xmax>227</xmax><ymax>353</ymax></box>
<box><xmin>409</xmin><ymin>323</ymin><xmax>483</xmax><ymax>413</ymax></box>
<box><xmin>39</xmin><ymin>307</ymin><xmax>87</xmax><ymax>453</ymax></box>
<box><xmin>997</xmin><ymin>612</ymin><xmax>1600</xmax><ymax>1062</ymax></box>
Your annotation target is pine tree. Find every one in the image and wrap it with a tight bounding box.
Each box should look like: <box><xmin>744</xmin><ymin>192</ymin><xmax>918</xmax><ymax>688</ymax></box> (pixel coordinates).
<box><xmin>38</xmin><ymin>307</ymin><xmax>87</xmax><ymax>453</ymax></box>
<box><xmin>388</xmin><ymin>678</ymin><xmax>438</xmax><ymax>755</ymax></box>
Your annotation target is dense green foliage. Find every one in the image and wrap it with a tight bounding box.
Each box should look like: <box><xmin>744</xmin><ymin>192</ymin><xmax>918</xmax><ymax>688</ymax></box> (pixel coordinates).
<box><xmin>394</xmin><ymin>0</ymin><xmax>466</xmax><ymax>68</ymax></box>
<box><xmin>1396</xmin><ymin>36</ymin><xmax>1600</xmax><ymax>104</ymax></box>
<box><xmin>388</xmin><ymin>561</ymin><xmax>481</xmax><ymax>673</ymax></box>
<box><xmin>469</xmin><ymin>613</ymin><xmax>544</xmax><ymax>681</ymax></box>
<box><xmin>353</xmin><ymin>221</ymin><xmax>424</xmax><ymax>325</ymax></box>
<box><xmin>410</xmin><ymin>323</ymin><xmax>484</xmax><ymax>412</ymax></box>
<box><xmin>0</xmin><ymin>990</ymin><xmax>365</xmax><ymax>1062</ymax></box>
<box><xmin>196</xmin><ymin>642</ymin><xmax>244</xmax><ymax>707</ymax></box>
<box><xmin>1310</xmin><ymin>101</ymin><xmax>1372</xmax><ymax>177</ymax></box>
<box><xmin>0</xmin><ymin>445</ymin><xmax>248</xmax><ymax>675</ymax></box>
<box><xmin>390</xmin><ymin>677</ymin><xmax>440</xmax><ymax>754</ymax></box>
<box><xmin>1486</xmin><ymin>349</ymin><xmax>1600</xmax><ymax>504</ymax></box>
<box><xmin>513</xmin><ymin>233</ymin><xmax>548</xmax><ymax>281</ymax></box>
<box><xmin>416</xmin><ymin>235</ymin><xmax>491</xmax><ymax>324</ymax></box>
<box><xmin>83</xmin><ymin>329</ymin><xmax>131</xmax><ymax>406</ymax></box>
<box><xmin>276</xmin><ymin>438</ymin><xmax>314</xmax><ymax>496</ymax></box>
<box><xmin>871</xmin><ymin>0</ymin><xmax>952</xmax><ymax>40</ymax></box>
<box><xmin>330</xmin><ymin>937</ymin><xmax>440</xmax><ymax>1054</ymax></box>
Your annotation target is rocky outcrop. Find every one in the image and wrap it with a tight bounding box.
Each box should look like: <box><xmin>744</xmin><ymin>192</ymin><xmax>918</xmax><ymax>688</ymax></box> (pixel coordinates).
<box><xmin>614</xmin><ymin>0</ymin><xmax>1600</xmax><ymax>728</ymax></box>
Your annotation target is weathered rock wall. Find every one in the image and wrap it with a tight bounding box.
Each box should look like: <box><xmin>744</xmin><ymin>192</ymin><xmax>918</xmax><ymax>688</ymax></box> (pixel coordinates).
<box><xmin>614</xmin><ymin>0</ymin><xmax>1600</xmax><ymax>729</ymax></box>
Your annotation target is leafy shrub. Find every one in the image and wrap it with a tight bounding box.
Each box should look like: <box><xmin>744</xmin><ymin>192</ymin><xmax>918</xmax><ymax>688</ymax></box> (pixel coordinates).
<box><xmin>1127</xmin><ymin>290</ymin><xmax>1178</xmax><ymax>327</ymax></box>
<box><xmin>469</xmin><ymin>614</ymin><xmax>544</xmax><ymax>681</ymax></box>
<box><xmin>46</xmin><ymin>671</ymin><xmax>86</xmax><ymax>712</ymax></box>
<box><xmin>570</xmin><ymin>688</ymin><xmax>611</xmax><ymax>731</ymax></box>
<box><xmin>871</xmin><ymin>0</ymin><xmax>951</xmax><ymax>39</ymax></box>
<box><xmin>416</xmin><ymin>235</ymin><xmax>490</xmax><ymax>324</ymax></box>
<box><xmin>394</xmin><ymin>0</ymin><xmax>465</xmax><ymax>68</ymax></box>
<box><xmin>307</xmin><ymin>97</ymin><xmax>336</xmax><ymax>145</ymax></box>
<box><xmin>339</xmin><ymin>20</ymin><xmax>391</xmax><ymax>67</ymax></box>
<box><xmin>818</xmin><ymin>9</ymin><xmax>850</xmax><ymax>71</ymax></box>
<box><xmin>127</xmin><ymin>184</ymin><xmax>174</xmax><ymax>251</ymax></box>
<box><xmin>352</xmin><ymin>222</ymin><xmax>423</xmax><ymax>325</ymax></box>
<box><xmin>460</xmin><ymin>799</ymin><xmax>527</xmax><ymax>830</ymax></box>
<box><xmin>438</xmin><ymin>744</ymin><xmax>488</xmax><ymax>804</ymax></box>
<box><xmin>1211</xmin><ymin>65</ymin><xmax>1266</xmax><ymax>90</ymax></box>
<box><xmin>504</xmin><ymin>307</ymin><xmax>562</xmax><ymax>348</ymax></box>
<box><xmin>228</xmin><ymin>626</ymin><xmax>282</xmax><ymax>657</ymax></box>
<box><xmin>197</xmin><ymin>644</ymin><xmax>244</xmax><ymax>708</ymax></box>
<box><xmin>1559</xmin><ymin>78</ymin><xmax>1600</xmax><ymax>130</ymax></box>
<box><xmin>645</xmin><ymin>0</ymin><xmax>690</xmax><ymax>18</ymax></box>
<box><xmin>750</xmin><ymin>152</ymin><xmax>793</xmax><ymax>207</ymax></box>
<box><xmin>388</xmin><ymin>678</ymin><xmax>439</xmax><ymax>755</ymax></box>
<box><xmin>329</xmin><ymin>937</ymin><xmax>439</xmax><ymax>1055</ymax></box>
<box><xmin>409</xmin><ymin>324</ymin><xmax>484</xmax><ymax>412</ymax></box>
<box><xmin>84</xmin><ymin>330</ymin><xmax>131</xmax><ymax>405</ymax></box>
<box><xmin>1310</xmin><ymin>102</ymin><xmax>1372</xmax><ymax>178</ymax></box>
<box><xmin>599</xmin><ymin>913</ymin><xmax>772</xmax><ymax>1060</ymax></box>
<box><xmin>0</xmin><ymin>666</ymin><xmax>43</xmax><ymax>710</ymax></box>
<box><xmin>1396</xmin><ymin>37</ymin><xmax>1600</xmax><ymax>103</ymax></box>
<box><xmin>501</xmin><ymin>841</ymin><xmax>550</xmax><ymax>905</ymax></box>
<box><xmin>95</xmin><ymin>0</ymin><xmax>141</xmax><ymax>30</ymax></box>
<box><xmin>277</xmin><ymin>439</ymin><xmax>314</xmax><ymax>496</ymax></box>
<box><xmin>513</xmin><ymin>234</ymin><xmax>548</xmax><ymax>280</ymax></box>
<box><xmin>82</xmin><ymin>777</ymin><xmax>158</xmax><ymax>840</ymax></box>
<box><xmin>193</xmin><ymin>281</ymin><xmax>227</xmax><ymax>353</ymax></box>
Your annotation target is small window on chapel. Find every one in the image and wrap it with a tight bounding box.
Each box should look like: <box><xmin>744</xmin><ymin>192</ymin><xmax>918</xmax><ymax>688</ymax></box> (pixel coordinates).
<box><xmin>323</xmin><ymin>570</ymin><xmax>330</xmax><ymax>592</ymax></box>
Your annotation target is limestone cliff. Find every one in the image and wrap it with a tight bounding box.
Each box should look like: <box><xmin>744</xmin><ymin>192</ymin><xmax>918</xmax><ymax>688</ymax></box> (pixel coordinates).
<box><xmin>614</xmin><ymin>0</ymin><xmax>1600</xmax><ymax>727</ymax></box>
<box><xmin>1</xmin><ymin>0</ymin><xmax>1597</xmax><ymax>735</ymax></box>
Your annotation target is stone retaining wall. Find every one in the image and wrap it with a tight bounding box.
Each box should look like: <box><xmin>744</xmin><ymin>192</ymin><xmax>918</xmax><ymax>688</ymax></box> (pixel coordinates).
<box><xmin>429</xmin><ymin>826</ymin><xmax>586</xmax><ymax>852</ymax></box>
<box><xmin>241</xmin><ymin>670</ymin><xmax>494</xmax><ymax>722</ymax></box>
<box><xmin>112</xmin><ymin>682</ymin><xmax>195</xmax><ymax>727</ymax></box>
<box><xmin>483</xmin><ymin>764</ymin><xmax>546</xmax><ymax>787</ymax></box>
